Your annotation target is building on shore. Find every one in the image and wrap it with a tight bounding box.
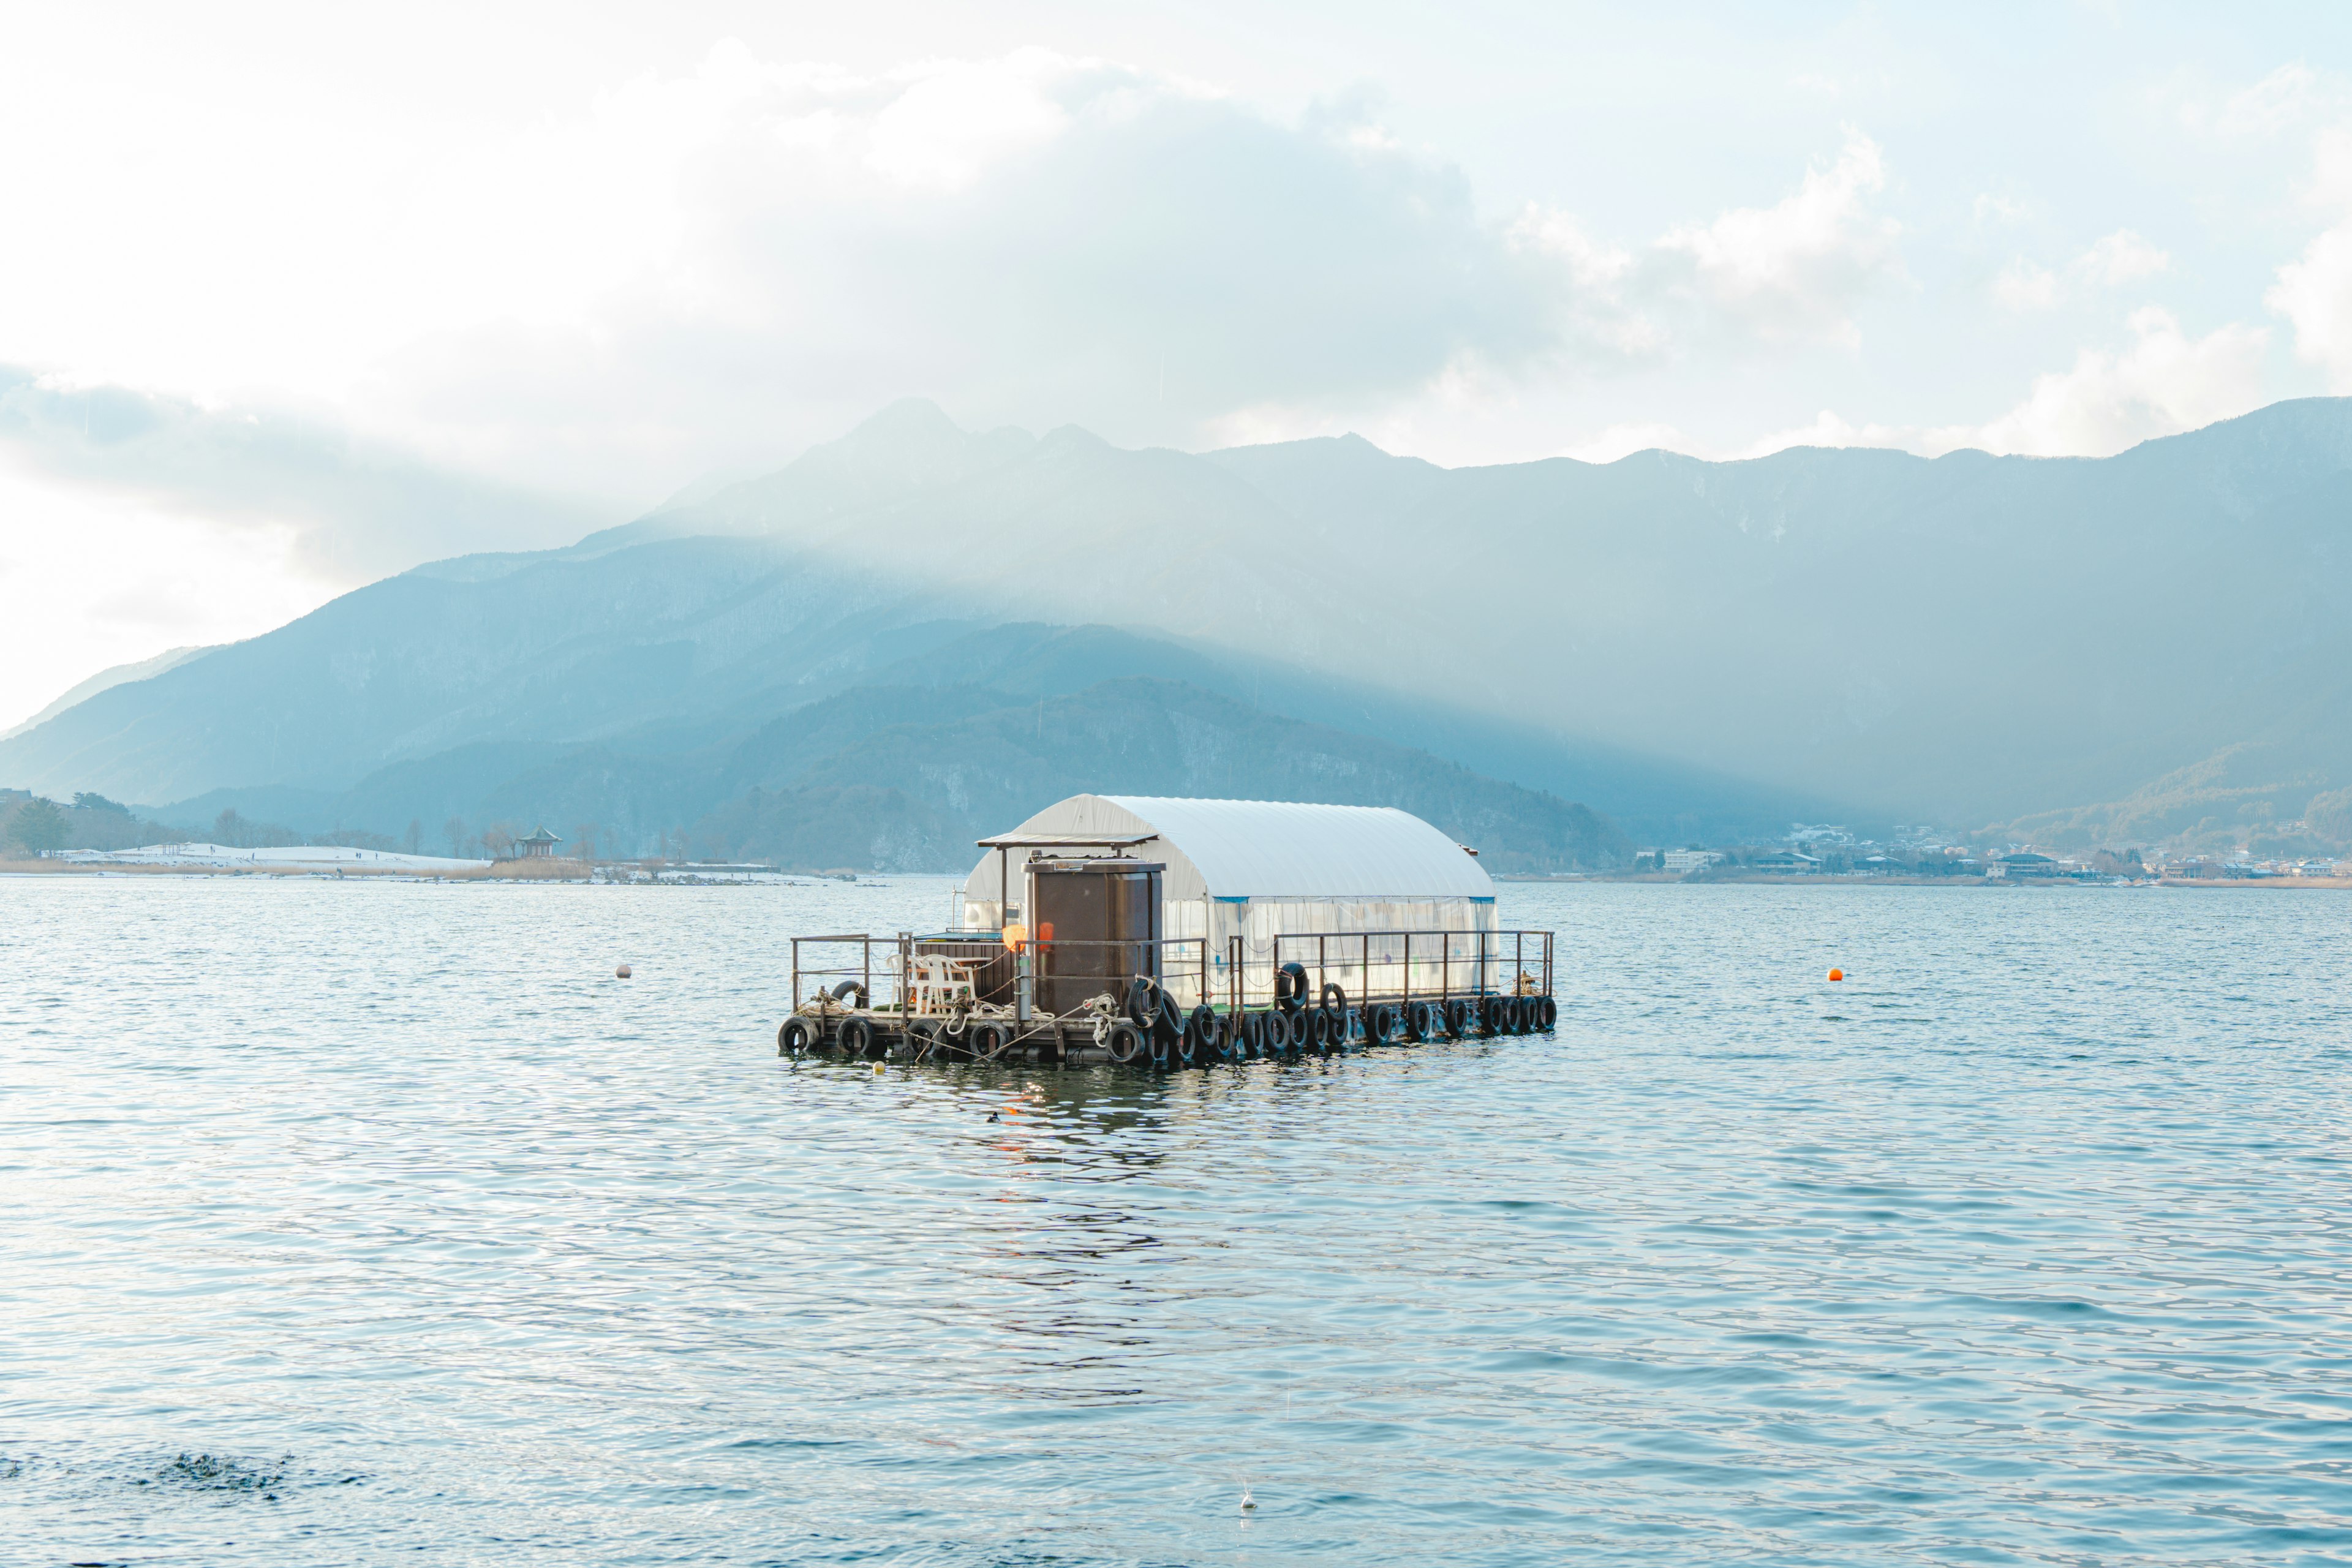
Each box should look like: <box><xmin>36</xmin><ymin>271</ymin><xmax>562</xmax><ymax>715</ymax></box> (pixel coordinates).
<box><xmin>1986</xmin><ymin>851</ymin><xmax>2061</xmax><ymax>879</ymax></box>
<box><xmin>1746</xmin><ymin>850</ymin><xmax>1822</xmax><ymax>873</ymax></box>
<box><xmin>1663</xmin><ymin>849</ymin><xmax>1724</xmax><ymax>874</ymax></box>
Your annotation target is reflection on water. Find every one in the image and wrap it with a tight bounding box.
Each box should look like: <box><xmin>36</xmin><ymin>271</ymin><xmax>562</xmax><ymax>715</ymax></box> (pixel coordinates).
<box><xmin>4</xmin><ymin>875</ymin><xmax>2351</xmax><ymax>1564</ymax></box>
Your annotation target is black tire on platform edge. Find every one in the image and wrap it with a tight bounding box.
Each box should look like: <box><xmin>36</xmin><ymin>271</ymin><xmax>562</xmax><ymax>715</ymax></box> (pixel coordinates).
<box><xmin>779</xmin><ymin>1017</ymin><xmax>815</xmax><ymax>1055</ymax></box>
<box><xmin>1189</xmin><ymin>1005</ymin><xmax>1219</xmax><ymax>1064</ymax></box>
<box><xmin>841</xmin><ymin>1016</ymin><xmax>878</xmax><ymax>1058</ymax></box>
<box><xmin>1261</xmin><ymin>1011</ymin><xmax>1289</xmax><ymax>1058</ymax></box>
<box><xmin>1157</xmin><ymin>992</ymin><xmax>1186</xmax><ymax>1046</ymax></box>
<box><xmin>1276</xmin><ymin>961</ymin><xmax>1310</xmax><ymax>1011</ymax></box>
<box><xmin>971</xmin><ymin>1022</ymin><xmax>1007</xmax><ymax>1057</ymax></box>
<box><xmin>1106</xmin><ymin>1020</ymin><xmax>1145</xmax><ymax>1065</ymax></box>
<box><xmin>1445</xmin><ymin>998</ymin><xmax>1470</xmax><ymax>1038</ymax></box>
<box><xmin>1539</xmin><ymin>995</ymin><xmax>1558</xmax><ymax>1030</ymax></box>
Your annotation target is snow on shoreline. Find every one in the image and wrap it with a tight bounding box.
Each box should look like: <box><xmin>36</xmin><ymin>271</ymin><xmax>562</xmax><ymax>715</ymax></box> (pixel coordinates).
<box><xmin>58</xmin><ymin>843</ymin><xmax>486</xmax><ymax>873</ymax></box>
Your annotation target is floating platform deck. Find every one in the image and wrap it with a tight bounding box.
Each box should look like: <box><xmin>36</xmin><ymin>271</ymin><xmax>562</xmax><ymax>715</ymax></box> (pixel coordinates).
<box><xmin>776</xmin><ymin>927</ymin><xmax>1557</xmax><ymax>1069</ymax></box>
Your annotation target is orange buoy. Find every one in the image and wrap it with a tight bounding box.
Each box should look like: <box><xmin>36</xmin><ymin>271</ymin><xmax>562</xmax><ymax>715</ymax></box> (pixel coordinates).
<box><xmin>1827</xmin><ymin>968</ymin><xmax>1844</xmax><ymax>982</ymax></box>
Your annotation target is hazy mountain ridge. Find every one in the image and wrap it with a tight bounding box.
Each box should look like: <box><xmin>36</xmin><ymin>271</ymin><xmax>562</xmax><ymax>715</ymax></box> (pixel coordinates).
<box><xmin>9</xmin><ymin>394</ymin><xmax>2352</xmax><ymax>860</ymax></box>
<box><xmin>132</xmin><ymin>629</ymin><xmax>1638</xmax><ymax>870</ymax></box>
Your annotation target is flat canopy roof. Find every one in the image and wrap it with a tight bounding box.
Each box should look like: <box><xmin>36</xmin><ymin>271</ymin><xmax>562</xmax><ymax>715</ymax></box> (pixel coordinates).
<box><xmin>974</xmin><ymin>831</ymin><xmax>1156</xmax><ymax>850</ymax></box>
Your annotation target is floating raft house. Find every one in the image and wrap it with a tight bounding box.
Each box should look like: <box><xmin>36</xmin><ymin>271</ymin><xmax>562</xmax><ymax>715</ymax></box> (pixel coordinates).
<box><xmin>781</xmin><ymin>794</ymin><xmax>1556</xmax><ymax>1068</ymax></box>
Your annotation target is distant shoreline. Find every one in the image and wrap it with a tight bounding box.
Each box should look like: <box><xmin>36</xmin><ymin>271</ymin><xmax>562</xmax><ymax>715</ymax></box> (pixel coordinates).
<box><xmin>13</xmin><ymin>860</ymin><xmax>2347</xmax><ymax>891</ymax></box>
<box><xmin>1506</xmin><ymin>872</ymin><xmax>2352</xmax><ymax>889</ymax></box>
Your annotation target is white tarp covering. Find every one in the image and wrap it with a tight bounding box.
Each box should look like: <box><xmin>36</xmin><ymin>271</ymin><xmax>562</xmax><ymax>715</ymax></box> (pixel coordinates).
<box><xmin>963</xmin><ymin>796</ymin><xmax>1504</xmax><ymax>1008</ymax></box>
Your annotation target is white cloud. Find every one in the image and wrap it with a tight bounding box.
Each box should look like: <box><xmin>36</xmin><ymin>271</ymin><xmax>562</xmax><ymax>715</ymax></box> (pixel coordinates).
<box><xmin>2209</xmin><ymin>63</ymin><xmax>2338</xmax><ymax>138</ymax></box>
<box><xmin>1994</xmin><ymin>259</ymin><xmax>2062</xmax><ymax>312</ymax></box>
<box><xmin>2266</xmin><ymin>127</ymin><xmax>2352</xmax><ymax>388</ymax></box>
<box><xmin>0</xmin><ymin>456</ymin><xmax>336</xmax><ymax>731</ymax></box>
<box><xmin>0</xmin><ymin>368</ymin><xmax>609</xmax><ymax>582</ymax></box>
<box><xmin>1951</xmin><ymin>309</ymin><xmax>2268</xmax><ymax>456</ymax></box>
<box><xmin>1738</xmin><ymin>409</ymin><xmax>1912</xmax><ymax>459</ymax></box>
<box><xmin>1654</xmin><ymin>130</ymin><xmax>1905</xmax><ymax>344</ymax></box>
<box><xmin>1973</xmin><ymin>192</ymin><xmax>2030</xmax><ymax>227</ymax></box>
<box><xmin>2075</xmin><ymin>229</ymin><xmax>2171</xmax><ymax>285</ymax></box>
<box><xmin>1670</xmin><ymin>312</ymin><xmax>2266</xmax><ymax>464</ymax></box>
<box><xmin>1510</xmin><ymin>129</ymin><xmax>1907</xmax><ymax>357</ymax></box>
<box><xmin>1558</xmin><ymin>421</ymin><xmax>1698</xmax><ymax>463</ymax></box>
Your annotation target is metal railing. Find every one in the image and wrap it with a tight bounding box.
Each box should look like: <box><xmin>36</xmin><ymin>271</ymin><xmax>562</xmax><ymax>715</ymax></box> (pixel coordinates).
<box><xmin>790</xmin><ymin>932</ymin><xmax>1211</xmax><ymax>1019</ymax></box>
<box><xmin>1242</xmin><ymin>929</ymin><xmax>1553</xmax><ymax>1014</ymax></box>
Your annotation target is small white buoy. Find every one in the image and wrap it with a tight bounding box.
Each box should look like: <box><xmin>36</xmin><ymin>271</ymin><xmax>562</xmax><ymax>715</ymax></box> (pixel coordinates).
<box><xmin>1240</xmin><ymin>1483</ymin><xmax>1256</xmax><ymax>1513</ymax></box>
<box><xmin>616</xmin><ymin>963</ymin><xmax>632</xmax><ymax>979</ymax></box>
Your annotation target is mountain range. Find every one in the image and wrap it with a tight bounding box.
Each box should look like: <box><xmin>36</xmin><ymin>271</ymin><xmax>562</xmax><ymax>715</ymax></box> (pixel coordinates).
<box><xmin>6</xmin><ymin>394</ymin><xmax>2352</xmax><ymax>864</ymax></box>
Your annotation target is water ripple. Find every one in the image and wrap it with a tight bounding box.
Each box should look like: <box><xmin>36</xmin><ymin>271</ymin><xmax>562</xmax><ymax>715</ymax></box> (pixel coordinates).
<box><xmin>3</xmin><ymin>877</ymin><xmax>2351</xmax><ymax>1564</ymax></box>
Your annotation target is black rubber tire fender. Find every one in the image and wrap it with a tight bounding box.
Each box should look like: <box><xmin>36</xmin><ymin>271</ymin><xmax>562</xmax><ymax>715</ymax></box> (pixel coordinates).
<box><xmin>1189</xmin><ymin>1005</ymin><xmax>1221</xmax><ymax>1063</ymax></box>
<box><xmin>1275</xmin><ymin>961</ymin><xmax>1310</xmax><ymax>1011</ymax></box>
<box><xmin>840</xmin><ymin>1016</ymin><xmax>878</xmax><ymax>1058</ymax></box>
<box><xmin>778</xmin><ymin>1017</ymin><xmax>815</xmax><ymax>1056</ymax></box>
<box><xmin>1444</xmin><ymin>998</ymin><xmax>1471</xmax><ymax>1038</ymax></box>
<box><xmin>1365</xmin><ymin>1003</ymin><xmax>1398</xmax><ymax>1044</ymax></box>
<box><xmin>1538</xmin><ymin>995</ymin><xmax>1558</xmax><ymax>1030</ymax></box>
<box><xmin>1477</xmin><ymin>995</ymin><xmax>1502</xmax><ymax>1035</ymax></box>
<box><xmin>1257</xmin><ymin>1011</ymin><xmax>1286</xmax><ymax>1058</ymax></box>
<box><xmin>971</xmin><ymin>1022</ymin><xmax>1008</xmax><ymax>1057</ymax></box>
<box><xmin>1317</xmin><ymin>983</ymin><xmax>1348</xmax><ymax>1047</ymax></box>
<box><xmin>1126</xmin><ymin>977</ymin><xmax>1156</xmax><ymax>1030</ymax></box>
<box><xmin>1156</xmin><ymin>991</ymin><xmax>1186</xmax><ymax>1047</ymax></box>
<box><xmin>829</xmin><ymin>981</ymin><xmax>868</xmax><ymax>1007</ymax></box>
<box><xmin>1106</xmin><ymin>1020</ymin><xmax>1146</xmax><ymax>1065</ymax></box>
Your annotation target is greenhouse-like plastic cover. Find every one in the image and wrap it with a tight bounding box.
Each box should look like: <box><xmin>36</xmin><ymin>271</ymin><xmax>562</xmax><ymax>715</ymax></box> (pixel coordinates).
<box><xmin>963</xmin><ymin>795</ymin><xmax>1506</xmax><ymax>1006</ymax></box>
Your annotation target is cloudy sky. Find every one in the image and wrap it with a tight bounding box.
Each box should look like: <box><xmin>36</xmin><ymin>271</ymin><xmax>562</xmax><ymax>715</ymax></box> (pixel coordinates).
<box><xmin>5</xmin><ymin>1</ymin><xmax>2352</xmax><ymax>728</ymax></box>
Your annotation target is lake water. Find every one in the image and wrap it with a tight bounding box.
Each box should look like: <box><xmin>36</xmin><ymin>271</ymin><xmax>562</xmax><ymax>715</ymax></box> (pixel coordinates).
<box><xmin>4</xmin><ymin>876</ymin><xmax>2351</xmax><ymax>1566</ymax></box>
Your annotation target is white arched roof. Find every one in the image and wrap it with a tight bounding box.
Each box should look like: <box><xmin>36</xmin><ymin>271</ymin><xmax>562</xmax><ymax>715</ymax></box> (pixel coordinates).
<box><xmin>963</xmin><ymin>794</ymin><xmax>1494</xmax><ymax>903</ymax></box>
